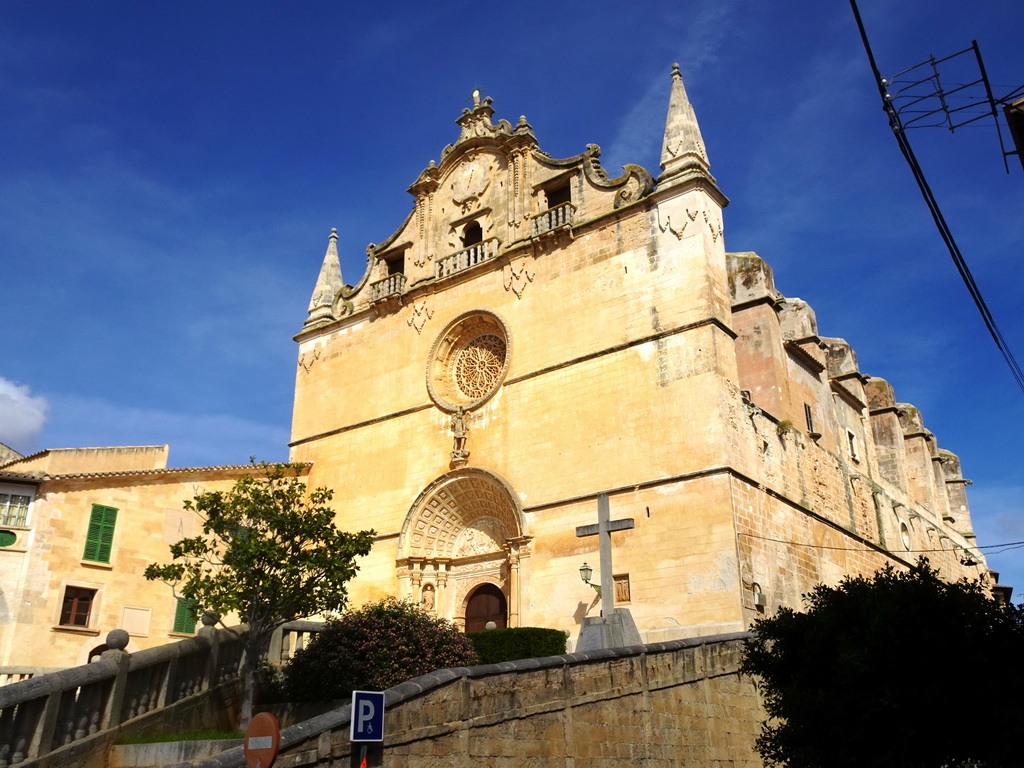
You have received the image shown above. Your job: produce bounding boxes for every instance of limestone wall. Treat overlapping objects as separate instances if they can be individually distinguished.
[1,467,256,670]
[183,633,763,768]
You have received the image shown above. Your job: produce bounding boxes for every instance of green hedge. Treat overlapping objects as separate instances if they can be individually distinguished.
[467,627,567,665]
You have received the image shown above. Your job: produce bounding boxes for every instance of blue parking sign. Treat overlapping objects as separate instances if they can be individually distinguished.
[350,690,385,743]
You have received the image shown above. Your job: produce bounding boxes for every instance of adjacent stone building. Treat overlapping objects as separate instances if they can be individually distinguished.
[0,447,261,674]
[289,66,994,645]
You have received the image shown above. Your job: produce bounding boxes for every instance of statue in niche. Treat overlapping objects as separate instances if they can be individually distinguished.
[421,583,436,612]
[450,407,470,464]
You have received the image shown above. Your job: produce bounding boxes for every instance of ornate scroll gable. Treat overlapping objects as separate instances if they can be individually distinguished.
[532,144,654,209]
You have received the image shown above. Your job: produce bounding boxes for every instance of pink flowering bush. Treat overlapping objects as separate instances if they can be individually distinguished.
[284,598,478,701]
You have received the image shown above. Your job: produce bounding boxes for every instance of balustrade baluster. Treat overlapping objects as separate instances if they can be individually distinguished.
[281,630,292,662]
[0,704,15,767]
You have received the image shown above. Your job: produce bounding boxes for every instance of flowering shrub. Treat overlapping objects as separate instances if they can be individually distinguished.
[284,598,478,701]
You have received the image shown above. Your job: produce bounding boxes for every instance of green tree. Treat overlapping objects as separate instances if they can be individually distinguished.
[742,560,1024,768]
[145,462,374,727]
[284,598,478,701]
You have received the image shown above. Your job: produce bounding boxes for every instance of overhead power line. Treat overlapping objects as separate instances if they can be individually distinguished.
[849,1,1024,395]
[739,531,1024,557]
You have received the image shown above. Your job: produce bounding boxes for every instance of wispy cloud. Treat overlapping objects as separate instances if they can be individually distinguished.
[965,483,1024,592]
[604,0,740,173]
[0,377,49,453]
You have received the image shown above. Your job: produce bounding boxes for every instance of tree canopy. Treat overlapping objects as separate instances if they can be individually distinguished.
[145,461,374,726]
[742,560,1024,768]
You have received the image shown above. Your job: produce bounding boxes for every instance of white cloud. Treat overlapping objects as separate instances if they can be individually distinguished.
[965,484,1024,596]
[0,377,49,452]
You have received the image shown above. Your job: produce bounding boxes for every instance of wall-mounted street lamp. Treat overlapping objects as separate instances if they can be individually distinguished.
[579,562,601,597]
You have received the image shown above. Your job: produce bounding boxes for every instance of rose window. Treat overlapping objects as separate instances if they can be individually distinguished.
[427,311,510,410]
[454,335,506,399]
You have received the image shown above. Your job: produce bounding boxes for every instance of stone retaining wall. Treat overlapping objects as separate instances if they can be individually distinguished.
[185,632,763,768]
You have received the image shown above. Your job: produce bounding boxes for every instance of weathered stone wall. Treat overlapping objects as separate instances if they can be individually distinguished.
[184,634,763,768]
[1,467,257,670]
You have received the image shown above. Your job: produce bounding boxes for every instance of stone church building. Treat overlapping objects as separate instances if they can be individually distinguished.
[0,66,1001,675]
[289,65,993,645]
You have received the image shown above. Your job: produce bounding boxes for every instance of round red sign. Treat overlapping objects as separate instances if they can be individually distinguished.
[244,711,280,768]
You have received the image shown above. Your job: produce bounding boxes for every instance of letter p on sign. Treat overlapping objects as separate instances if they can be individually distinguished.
[350,690,385,743]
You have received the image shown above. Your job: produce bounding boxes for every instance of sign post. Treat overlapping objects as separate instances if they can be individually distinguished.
[350,690,385,768]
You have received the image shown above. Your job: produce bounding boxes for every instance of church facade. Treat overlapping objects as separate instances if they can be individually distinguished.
[289,66,995,645]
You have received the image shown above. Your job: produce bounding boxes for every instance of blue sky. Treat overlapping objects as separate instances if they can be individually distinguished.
[2,1,1022,588]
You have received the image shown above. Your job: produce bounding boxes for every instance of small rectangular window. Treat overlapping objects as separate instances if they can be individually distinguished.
[546,183,571,209]
[0,491,32,527]
[847,429,860,462]
[384,253,404,276]
[60,587,96,627]
[804,403,815,434]
[173,598,199,635]
[83,504,118,563]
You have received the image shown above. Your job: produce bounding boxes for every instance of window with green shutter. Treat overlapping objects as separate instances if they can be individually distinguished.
[173,598,199,634]
[83,504,118,563]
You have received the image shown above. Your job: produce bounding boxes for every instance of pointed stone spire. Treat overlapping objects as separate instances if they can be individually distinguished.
[305,228,343,327]
[659,63,711,182]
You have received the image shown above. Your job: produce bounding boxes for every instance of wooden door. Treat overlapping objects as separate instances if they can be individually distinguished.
[464,584,507,632]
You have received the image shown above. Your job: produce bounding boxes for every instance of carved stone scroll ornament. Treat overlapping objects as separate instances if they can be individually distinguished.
[502,261,535,299]
[703,210,723,242]
[298,348,321,374]
[407,299,434,334]
[656,208,687,241]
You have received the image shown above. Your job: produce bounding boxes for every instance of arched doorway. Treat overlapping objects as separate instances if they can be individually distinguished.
[397,468,531,629]
[465,584,507,632]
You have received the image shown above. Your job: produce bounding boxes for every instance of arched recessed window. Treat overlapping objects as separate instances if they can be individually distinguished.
[461,221,483,248]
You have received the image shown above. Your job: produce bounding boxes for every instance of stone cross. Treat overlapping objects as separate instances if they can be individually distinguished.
[575,494,634,616]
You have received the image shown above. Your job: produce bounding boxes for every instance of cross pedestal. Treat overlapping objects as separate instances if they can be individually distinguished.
[574,494,642,651]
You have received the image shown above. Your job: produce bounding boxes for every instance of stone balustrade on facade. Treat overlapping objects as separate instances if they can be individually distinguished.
[530,202,575,237]
[434,237,502,280]
[367,273,407,303]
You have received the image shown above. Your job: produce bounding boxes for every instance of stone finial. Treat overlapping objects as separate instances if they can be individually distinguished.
[659,63,711,181]
[305,228,344,327]
[106,628,130,651]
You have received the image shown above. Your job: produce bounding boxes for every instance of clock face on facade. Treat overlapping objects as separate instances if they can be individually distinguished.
[427,311,510,411]
[450,156,492,208]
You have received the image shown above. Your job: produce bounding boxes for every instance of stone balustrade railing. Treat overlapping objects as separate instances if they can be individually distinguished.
[367,273,407,302]
[0,621,243,767]
[435,238,501,280]
[268,621,325,664]
[531,202,575,236]
[0,671,40,688]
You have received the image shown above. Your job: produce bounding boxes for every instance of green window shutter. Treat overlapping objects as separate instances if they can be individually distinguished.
[173,598,199,634]
[83,504,118,562]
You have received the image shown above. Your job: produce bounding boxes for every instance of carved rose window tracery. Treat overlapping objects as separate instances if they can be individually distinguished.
[427,311,510,411]
[454,334,506,399]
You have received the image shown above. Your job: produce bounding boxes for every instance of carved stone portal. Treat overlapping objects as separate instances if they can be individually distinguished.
[397,468,531,628]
